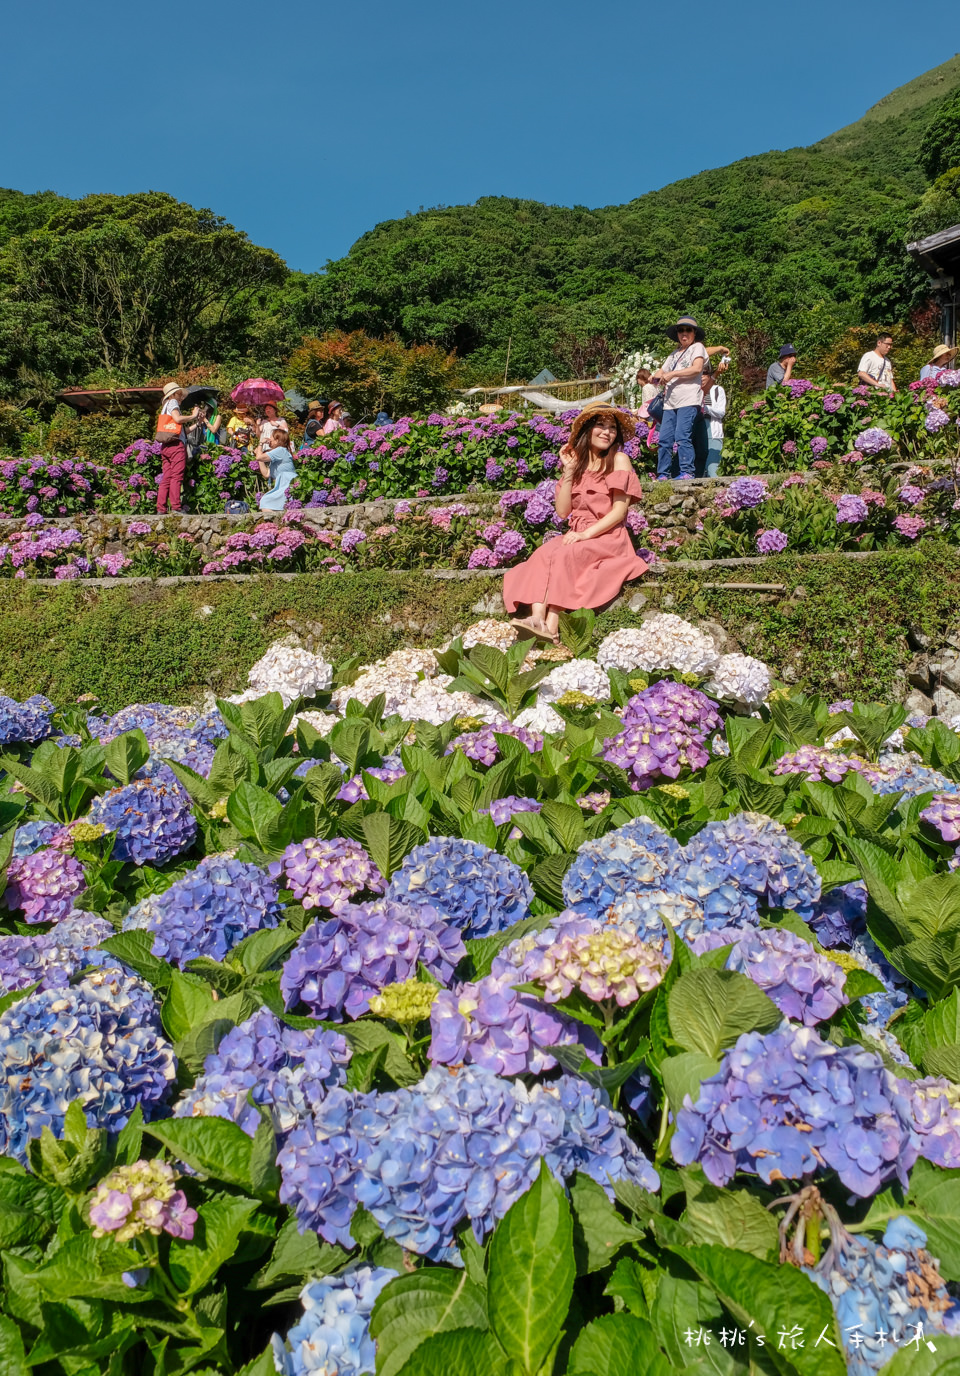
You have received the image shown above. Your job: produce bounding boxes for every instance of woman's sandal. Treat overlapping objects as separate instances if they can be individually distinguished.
[511,615,553,642]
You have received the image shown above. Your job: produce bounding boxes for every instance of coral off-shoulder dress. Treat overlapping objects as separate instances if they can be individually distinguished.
[502,464,648,614]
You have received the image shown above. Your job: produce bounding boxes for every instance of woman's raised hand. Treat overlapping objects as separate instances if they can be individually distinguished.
[559,443,577,475]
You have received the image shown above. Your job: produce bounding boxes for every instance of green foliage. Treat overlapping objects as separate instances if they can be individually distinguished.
[285,330,461,421]
[920,88,960,182]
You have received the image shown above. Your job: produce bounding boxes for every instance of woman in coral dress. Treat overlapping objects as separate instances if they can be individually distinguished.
[503,406,648,643]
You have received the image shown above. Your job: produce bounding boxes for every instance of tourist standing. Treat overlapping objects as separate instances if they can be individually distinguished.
[766,345,797,389]
[303,400,327,447]
[259,402,286,447]
[920,344,957,380]
[857,334,896,393]
[650,316,708,480]
[257,422,298,511]
[503,406,647,642]
[155,382,199,514]
[323,401,345,434]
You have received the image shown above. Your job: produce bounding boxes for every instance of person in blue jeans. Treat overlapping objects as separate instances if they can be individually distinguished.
[650,316,708,479]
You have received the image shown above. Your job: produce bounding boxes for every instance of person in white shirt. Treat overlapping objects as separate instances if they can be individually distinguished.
[701,364,726,477]
[650,316,708,479]
[857,334,895,393]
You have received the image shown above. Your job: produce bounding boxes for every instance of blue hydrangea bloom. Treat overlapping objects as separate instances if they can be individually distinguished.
[725,927,849,1025]
[562,817,679,918]
[281,899,465,1020]
[278,1066,658,1260]
[12,821,68,859]
[175,1008,350,1139]
[849,934,920,1029]
[88,777,197,866]
[271,1266,398,1376]
[810,881,868,948]
[870,756,959,800]
[672,1024,917,1196]
[386,837,533,937]
[123,854,281,967]
[0,694,55,747]
[0,912,114,994]
[0,966,176,1161]
[684,812,821,920]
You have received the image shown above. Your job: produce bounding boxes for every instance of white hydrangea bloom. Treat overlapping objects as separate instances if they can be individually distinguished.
[596,616,719,677]
[537,658,612,703]
[381,647,440,678]
[397,675,500,725]
[290,710,338,736]
[825,726,857,749]
[244,642,334,703]
[330,668,418,716]
[705,653,771,708]
[439,619,518,653]
[515,700,566,734]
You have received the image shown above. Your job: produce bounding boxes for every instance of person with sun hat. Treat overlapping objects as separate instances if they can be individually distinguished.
[502,405,647,644]
[649,316,709,480]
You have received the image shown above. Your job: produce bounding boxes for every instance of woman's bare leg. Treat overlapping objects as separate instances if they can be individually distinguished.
[543,606,561,640]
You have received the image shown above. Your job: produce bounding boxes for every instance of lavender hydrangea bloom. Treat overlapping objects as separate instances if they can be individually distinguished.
[672,1024,917,1195]
[281,899,465,1020]
[810,882,868,947]
[823,393,844,413]
[774,746,878,785]
[446,721,542,767]
[899,1078,960,1169]
[725,477,769,510]
[271,1266,398,1376]
[123,854,281,966]
[756,528,788,554]
[0,912,113,994]
[726,928,849,1024]
[429,971,595,1076]
[479,795,542,827]
[493,531,526,562]
[268,837,384,913]
[562,817,679,917]
[2,848,86,923]
[603,682,720,791]
[0,967,176,1162]
[175,1008,350,1139]
[386,837,533,937]
[0,694,54,747]
[920,793,960,841]
[855,427,893,455]
[12,820,68,858]
[685,812,821,920]
[925,408,950,433]
[88,1159,197,1241]
[810,436,829,456]
[278,1067,658,1259]
[836,494,869,524]
[88,776,197,866]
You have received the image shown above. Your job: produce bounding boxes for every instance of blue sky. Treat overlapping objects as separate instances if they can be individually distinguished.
[3,1,957,271]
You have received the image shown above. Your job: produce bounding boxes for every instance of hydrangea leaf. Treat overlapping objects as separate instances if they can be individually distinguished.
[370,1269,490,1376]
[328,719,374,774]
[679,1170,778,1261]
[236,1348,277,1376]
[880,1334,960,1376]
[530,854,575,909]
[160,970,220,1043]
[167,1196,272,1297]
[604,1257,654,1318]
[250,1217,348,1292]
[567,1313,672,1376]
[392,1326,506,1376]
[667,1244,845,1376]
[103,730,150,788]
[667,969,781,1058]
[226,782,285,853]
[895,873,960,941]
[568,1173,645,1275]
[361,813,425,882]
[342,1019,420,1087]
[20,1233,147,1305]
[144,1117,257,1193]
[890,932,960,1003]
[487,1165,575,1375]
[649,1271,732,1372]
[660,1052,722,1114]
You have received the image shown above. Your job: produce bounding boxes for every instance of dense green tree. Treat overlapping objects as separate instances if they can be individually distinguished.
[920,89,960,182]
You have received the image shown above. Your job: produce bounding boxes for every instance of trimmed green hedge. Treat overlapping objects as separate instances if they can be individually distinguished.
[2,547,959,710]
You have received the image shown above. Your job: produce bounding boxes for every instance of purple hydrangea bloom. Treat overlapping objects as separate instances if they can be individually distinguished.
[88,777,197,866]
[898,484,926,506]
[88,1159,197,1241]
[523,494,554,525]
[672,1024,918,1195]
[2,848,86,923]
[774,746,878,785]
[810,436,829,456]
[602,681,720,790]
[810,882,868,948]
[386,837,533,937]
[920,794,960,842]
[725,477,769,510]
[281,898,465,1020]
[899,1078,960,1169]
[0,694,55,747]
[855,427,893,456]
[123,854,281,966]
[492,531,526,562]
[0,912,114,994]
[756,528,788,554]
[823,393,844,413]
[278,1067,658,1259]
[725,927,849,1024]
[341,528,366,555]
[268,837,384,913]
[836,494,869,524]
[0,967,176,1162]
[175,1008,351,1139]
[925,408,950,433]
[894,514,926,539]
[479,795,542,827]
[447,721,542,767]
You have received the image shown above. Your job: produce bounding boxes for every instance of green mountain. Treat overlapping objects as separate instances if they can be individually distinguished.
[2,57,960,397]
[304,56,960,380]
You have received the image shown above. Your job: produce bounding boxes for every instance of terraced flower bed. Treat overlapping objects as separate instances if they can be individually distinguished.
[4,610,960,1373]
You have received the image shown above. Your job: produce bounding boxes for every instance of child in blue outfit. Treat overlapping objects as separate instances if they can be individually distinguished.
[257,421,297,511]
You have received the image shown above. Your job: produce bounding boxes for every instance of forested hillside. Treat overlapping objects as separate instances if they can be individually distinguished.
[3,56,960,398]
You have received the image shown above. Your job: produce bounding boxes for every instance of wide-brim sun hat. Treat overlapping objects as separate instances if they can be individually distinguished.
[161,381,184,400]
[665,315,706,343]
[569,405,637,446]
[930,344,958,364]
